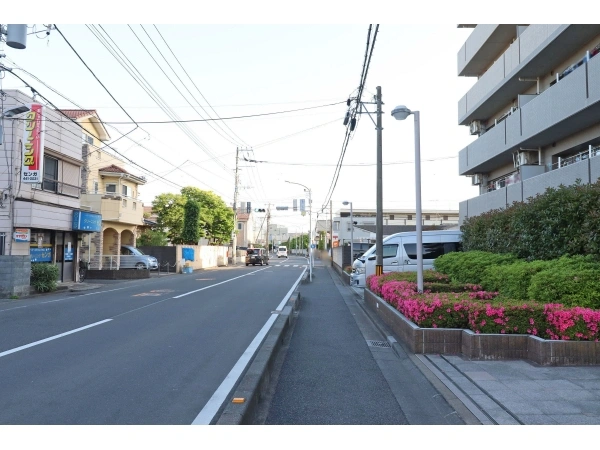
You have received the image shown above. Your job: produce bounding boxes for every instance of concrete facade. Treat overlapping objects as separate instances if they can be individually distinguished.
[0,89,84,282]
[457,25,600,223]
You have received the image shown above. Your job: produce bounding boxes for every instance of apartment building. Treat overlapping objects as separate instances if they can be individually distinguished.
[0,89,92,286]
[457,24,600,223]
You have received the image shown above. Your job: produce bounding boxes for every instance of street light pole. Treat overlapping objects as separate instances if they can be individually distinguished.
[285,180,312,281]
[391,105,423,293]
[343,201,353,270]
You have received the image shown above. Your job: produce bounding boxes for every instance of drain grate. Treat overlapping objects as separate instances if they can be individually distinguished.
[366,340,391,348]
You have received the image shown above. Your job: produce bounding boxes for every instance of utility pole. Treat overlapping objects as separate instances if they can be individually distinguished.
[330,200,333,263]
[232,147,240,264]
[266,205,271,252]
[375,86,383,276]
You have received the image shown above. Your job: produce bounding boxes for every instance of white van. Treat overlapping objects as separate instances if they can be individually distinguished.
[277,246,288,258]
[350,232,409,287]
[362,230,462,283]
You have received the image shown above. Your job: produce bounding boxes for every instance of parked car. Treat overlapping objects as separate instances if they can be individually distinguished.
[120,245,159,270]
[246,248,269,266]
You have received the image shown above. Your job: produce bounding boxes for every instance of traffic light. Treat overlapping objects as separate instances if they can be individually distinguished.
[254,208,266,213]
[246,202,251,213]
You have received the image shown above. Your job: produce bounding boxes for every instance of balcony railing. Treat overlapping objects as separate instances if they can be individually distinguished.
[547,145,600,171]
[486,171,520,192]
[33,178,81,198]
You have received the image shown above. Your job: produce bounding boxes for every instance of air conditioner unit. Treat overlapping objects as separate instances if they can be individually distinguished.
[469,120,483,136]
[471,174,482,185]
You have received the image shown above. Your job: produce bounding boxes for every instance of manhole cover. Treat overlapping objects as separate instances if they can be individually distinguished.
[366,340,391,348]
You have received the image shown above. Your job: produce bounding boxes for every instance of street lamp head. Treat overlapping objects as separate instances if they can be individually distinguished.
[391,105,411,121]
[342,201,351,206]
[3,105,30,118]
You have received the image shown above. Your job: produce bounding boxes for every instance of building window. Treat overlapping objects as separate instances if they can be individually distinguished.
[93,180,99,194]
[42,155,59,192]
[106,184,117,194]
[425,214,431,221]
[0,233,5,255]
[443,215,448,221]
[333,221,340,231]
[122,185,129,197]
[122,199,127,208]
[407,215,412,221]
[238,222,242,230]
[389,215,394,220]
[133,202,137,210]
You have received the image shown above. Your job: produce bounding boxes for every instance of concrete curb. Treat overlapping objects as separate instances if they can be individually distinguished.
[215,288,302,425]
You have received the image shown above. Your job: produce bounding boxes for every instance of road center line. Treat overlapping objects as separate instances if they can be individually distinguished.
[173,268,268,299]
[191,267,307,425]
[0,319,113,359]
[41,287,130,304]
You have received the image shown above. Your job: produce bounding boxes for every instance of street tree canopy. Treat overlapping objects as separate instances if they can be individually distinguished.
[152,187,233,245]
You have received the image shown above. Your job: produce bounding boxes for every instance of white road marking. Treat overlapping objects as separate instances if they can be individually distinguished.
[41,287,130,304]
[192,267,307,425]
[173,268,268,299]
[0,319,113,359]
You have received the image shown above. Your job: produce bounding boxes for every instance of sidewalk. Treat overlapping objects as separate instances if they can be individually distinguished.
[264,263,471,425]
[343,267,600,425]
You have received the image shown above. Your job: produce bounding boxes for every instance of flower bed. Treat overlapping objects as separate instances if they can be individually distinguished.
[367,272,600,342]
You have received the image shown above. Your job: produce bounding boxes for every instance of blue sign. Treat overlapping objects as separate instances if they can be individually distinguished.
[182,247,195,261]
[310,244,316,249]
[31,247,52,262]
[64,248,74,262]
[72,210,102,232]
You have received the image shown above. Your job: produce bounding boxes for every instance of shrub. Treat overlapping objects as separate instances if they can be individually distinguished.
[481,260,552,300]
[30,263,59,293]
[433,251,517,284]
[468,301,548,336]
[528,267,600,309]
[460,181,600,260]
[544,304,600,341]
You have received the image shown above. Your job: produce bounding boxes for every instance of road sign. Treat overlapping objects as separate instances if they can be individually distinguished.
[310,244,316,249]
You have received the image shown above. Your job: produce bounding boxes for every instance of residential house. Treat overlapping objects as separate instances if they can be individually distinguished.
[457,24,600,223]
[59,109,147,270]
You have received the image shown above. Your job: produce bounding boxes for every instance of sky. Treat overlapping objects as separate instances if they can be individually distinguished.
[0,6,491,235]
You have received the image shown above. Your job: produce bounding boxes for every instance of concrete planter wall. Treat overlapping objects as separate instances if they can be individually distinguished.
[364,289,600,366]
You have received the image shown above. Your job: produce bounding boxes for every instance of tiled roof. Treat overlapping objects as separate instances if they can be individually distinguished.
[58,109,98,119]
[98,164,130,174]
[237,213,250,221]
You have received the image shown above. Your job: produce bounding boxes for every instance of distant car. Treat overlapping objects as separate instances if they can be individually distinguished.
[120,245,158,270]
[277,246,288,258]
[246,248,269,266]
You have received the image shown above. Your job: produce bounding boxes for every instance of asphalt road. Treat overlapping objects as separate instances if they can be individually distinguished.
[0,257,307,424]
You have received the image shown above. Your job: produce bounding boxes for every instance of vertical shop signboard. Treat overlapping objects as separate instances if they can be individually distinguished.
[21,103,45,184]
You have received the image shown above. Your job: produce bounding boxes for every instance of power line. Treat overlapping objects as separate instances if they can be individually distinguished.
[94,24,232,176]
[94,101,346,124]
[152,24,250,148]
[319,24,379,213]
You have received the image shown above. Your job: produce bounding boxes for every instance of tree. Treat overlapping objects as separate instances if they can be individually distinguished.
[151,187,234,245]
[181,200,201,244]
[152,193,186,244]
[137,229,169,246]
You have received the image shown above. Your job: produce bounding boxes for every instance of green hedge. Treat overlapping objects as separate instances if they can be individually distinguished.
[433,251,517,285]
[481,260,552,300]
[460,181,600,260]
[30,263,59,293]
